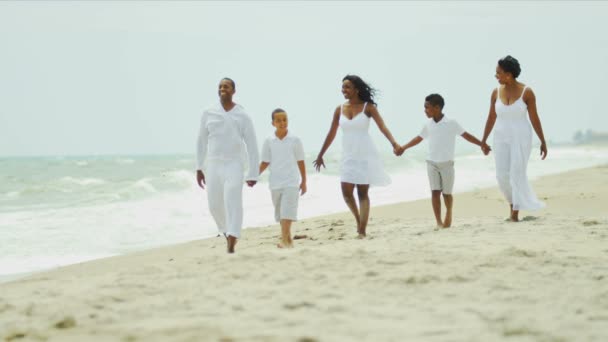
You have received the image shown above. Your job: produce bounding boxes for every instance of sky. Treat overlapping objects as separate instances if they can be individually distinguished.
[1,1,607,157]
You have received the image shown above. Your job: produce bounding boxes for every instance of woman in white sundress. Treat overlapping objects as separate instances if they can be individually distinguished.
[481,56,547,222]
[314,75,399,238]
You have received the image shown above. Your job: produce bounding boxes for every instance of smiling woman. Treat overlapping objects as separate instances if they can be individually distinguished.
[313,75,399,238]
[481,56,548,222]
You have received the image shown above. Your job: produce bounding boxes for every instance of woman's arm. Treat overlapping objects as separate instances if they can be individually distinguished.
[313,106,341,171]
[367,104,399,151]
[481,89,498,145]
[524,87,548,160]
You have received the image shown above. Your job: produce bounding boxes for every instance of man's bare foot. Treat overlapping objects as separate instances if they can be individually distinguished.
[227,235,237,253]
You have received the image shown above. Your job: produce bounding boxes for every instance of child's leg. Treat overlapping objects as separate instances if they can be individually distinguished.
[441,161,455,228]
[442,194,453,228]
[341,182,361,233]
[277,187,299,248]
[431,191,443,227]
[356,184,370,237]
[278,219,293,248]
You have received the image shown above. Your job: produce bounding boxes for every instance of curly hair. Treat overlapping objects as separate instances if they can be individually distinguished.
[342,75,377,106]
[498,55,521,79]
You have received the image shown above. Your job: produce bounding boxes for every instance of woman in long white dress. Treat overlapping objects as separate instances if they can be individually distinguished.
[314,75,399,238]
[481,56,548,221]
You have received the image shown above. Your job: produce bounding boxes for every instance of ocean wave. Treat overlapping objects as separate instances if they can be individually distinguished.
[60,176,106,186]
[130,178,158,193]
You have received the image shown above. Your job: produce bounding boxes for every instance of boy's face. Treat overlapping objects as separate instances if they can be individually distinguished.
[272,112,288,130]
[424,101,441,118]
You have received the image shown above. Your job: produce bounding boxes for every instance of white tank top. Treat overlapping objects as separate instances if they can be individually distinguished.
[495,86,528,119]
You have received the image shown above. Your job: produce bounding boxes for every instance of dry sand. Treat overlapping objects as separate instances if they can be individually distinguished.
[1,166,607,342]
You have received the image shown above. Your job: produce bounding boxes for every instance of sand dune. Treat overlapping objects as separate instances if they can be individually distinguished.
[1,166,607,341]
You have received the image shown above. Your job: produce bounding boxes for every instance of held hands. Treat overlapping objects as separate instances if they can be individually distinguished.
[540,142,548,160]
[313,156,325,172]
[246,180,257,187]
[196,170,206,189]
[394,145,405,157]
[481,142,492,156]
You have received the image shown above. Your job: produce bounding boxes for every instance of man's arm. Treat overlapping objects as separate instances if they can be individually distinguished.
[196,111,209,189]
[242,114,260,185]
[259,162,270,175]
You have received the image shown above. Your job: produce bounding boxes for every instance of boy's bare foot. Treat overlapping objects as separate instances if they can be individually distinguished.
[293,234,307,240]
[227,235,237,253]
[443,213,452,228]
[356,233,367,239]
[277,241,294,249]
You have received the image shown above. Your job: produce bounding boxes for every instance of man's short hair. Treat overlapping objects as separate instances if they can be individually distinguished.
[221,77,236,90]
[425,94,445,109]
[271,108,286,120]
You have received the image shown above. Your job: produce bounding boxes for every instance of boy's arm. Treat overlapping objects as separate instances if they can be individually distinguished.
[297,160,307,195]
[259,162,270,175]
[397,136,423,155]
[461,132,491,155]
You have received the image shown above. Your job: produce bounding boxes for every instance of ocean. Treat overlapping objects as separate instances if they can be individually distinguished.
[1,144,607,281]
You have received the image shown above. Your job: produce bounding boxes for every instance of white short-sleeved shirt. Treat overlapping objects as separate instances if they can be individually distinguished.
[261,132,305,190]
[419,116,465,162]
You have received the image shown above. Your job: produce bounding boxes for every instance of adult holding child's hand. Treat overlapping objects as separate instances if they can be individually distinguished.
[315,75,397,238]
[481,55,547,222]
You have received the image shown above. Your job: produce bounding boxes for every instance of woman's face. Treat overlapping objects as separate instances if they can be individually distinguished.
[495,65,510,84]
[341,80,358,99]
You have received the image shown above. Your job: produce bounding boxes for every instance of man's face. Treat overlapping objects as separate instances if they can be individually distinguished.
[424,101,441,118]
[218,79,235,100]
[272,112,288,130]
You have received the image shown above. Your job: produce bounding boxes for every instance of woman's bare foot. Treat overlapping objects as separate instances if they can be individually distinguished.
[356,233,367,239]
[510,210,519,222]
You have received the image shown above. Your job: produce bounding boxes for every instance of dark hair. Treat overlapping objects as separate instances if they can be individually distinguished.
[271,108,286,120]
[498,55,521,78]
[221,77,236,90]
[342,75,377,106]
[425,94,445,109]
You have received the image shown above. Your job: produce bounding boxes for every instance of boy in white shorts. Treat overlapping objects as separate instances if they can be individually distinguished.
[396,94,490,228]
[259,108,307,248]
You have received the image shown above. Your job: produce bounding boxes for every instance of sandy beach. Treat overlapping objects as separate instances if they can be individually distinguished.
[1,165,607,342]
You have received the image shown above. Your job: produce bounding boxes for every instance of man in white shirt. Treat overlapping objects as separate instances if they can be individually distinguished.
[395,94,490,228]
[196,78,260,253]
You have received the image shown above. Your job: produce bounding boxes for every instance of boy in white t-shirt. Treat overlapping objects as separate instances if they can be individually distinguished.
[396,94,491,228]
[259,108,307,248]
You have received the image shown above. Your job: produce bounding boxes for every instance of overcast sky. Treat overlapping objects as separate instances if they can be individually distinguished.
[1,1,606,157]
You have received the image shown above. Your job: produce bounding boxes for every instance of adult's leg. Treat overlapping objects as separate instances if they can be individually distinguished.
[356,184,370,237]
[206,163,227,235]
[341,182,360,234]
[224,161,244,253]
[494,141,514,220]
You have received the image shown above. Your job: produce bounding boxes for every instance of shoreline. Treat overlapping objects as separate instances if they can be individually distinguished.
[1,163,606,284]
[1,165,607,341]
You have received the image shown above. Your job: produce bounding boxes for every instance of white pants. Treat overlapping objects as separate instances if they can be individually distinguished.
[206,160,244,238]
[493,140,544,211]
